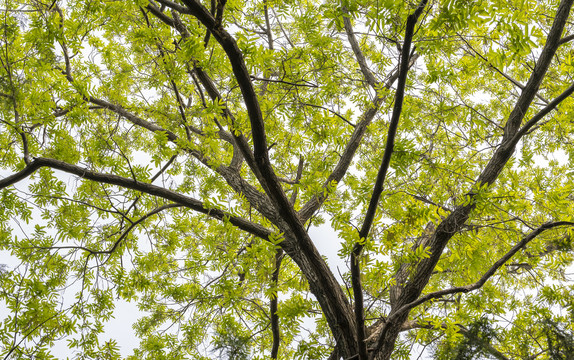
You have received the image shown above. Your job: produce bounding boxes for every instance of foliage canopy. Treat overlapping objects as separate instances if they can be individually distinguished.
[1,0,574,359]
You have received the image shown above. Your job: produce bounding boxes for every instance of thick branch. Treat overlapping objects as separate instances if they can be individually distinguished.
[0,161,43,189]
[153,0,190,14]
[155,10,259,176]
[145,2,175,26]
[373,1,573,358]
[0,157,273,240]
[343,11,378,89]
[350,2,428,359]
[270,249,283,359]
[502,0,572,138]
[182,1,298,235]
[178,3,360,356]
[179,0,272,180]
[357,0,427,248]
[178,2,303,239]
[558,33,574,45]
[126,9,289,235]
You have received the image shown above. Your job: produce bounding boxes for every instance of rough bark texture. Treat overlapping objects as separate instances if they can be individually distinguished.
[2,1,573,359]
[370,1,573,358]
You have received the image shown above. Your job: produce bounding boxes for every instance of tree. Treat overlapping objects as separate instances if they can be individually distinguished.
[1,0,574,358]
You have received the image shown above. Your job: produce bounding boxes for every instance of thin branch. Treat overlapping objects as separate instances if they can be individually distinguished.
[2,309,64,360]
[250,75,318,88]
[33,204,181,257]
[387,221,574,323]
[396,320,510,360]
[31,194,124,216]
[558,33,574,45]
[458,35,549,104]
[0,21,28,164]
[104,204,181,260]
[203,0,216,46]
[406,192,451,213]
[140,6,192,140]
[151,154,178,182]
[299,102,355,127]
[513,82,574,141]
[290,156,304,205]
[271,7,294,48]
